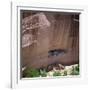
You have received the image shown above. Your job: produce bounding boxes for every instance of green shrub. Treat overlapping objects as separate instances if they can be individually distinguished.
[71,65,79,75]
[63,70,67,76]
[53,72,61,76]
[39,69,47,77]
[75,64,79,72]
[23,68,40,77]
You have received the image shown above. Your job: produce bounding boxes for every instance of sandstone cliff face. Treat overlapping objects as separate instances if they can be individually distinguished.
[21,11,79,69]
[22,13,51,48]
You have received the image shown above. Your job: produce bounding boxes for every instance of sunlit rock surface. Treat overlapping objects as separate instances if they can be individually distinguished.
[22,13,51,48]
